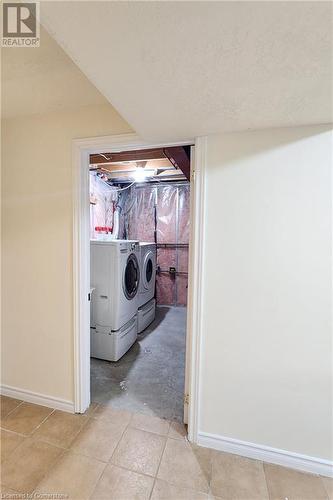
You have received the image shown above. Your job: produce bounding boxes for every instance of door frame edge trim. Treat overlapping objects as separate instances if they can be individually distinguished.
[72,133,206,445]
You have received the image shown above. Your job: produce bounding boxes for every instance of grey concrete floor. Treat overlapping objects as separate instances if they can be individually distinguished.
[90,306,186,422]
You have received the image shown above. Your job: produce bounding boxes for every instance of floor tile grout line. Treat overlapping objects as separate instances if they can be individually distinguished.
[26,410,91,450]
[207,447,214,496]
[0,426,27,438]
[31,446,71,497]
[10,398,330,498]
[148,433,170,500]
[127,417,171,438]
[2,434,67,495]
[64,407,136,468]
[28,436,69,452]
[66,416,171,476]
[262,460,274,500]
[106,462,157,480]
[70,412,134,463]
[33,409,123,457]
[152,436,212,496]
[152,477,215,499]
[3,399,328,499]
[88,462,158,500]
[93,407,172,440]
[69,447,111,464]
[87,402,101,418]
[68,439,165,481]
[4,430,71,455]
[319,476,331,500]
[88,413,170,498]
[32,416,109,499]
[0,432,26,467]
[84,411,184,490]
[106,412,134,465]
[29,408,56,436]
[87,460,111,500]
[1,406,55,436]
[86,455,109,500]
[1,399,25,420]
[88,417,133,500]
[65,410,92,443]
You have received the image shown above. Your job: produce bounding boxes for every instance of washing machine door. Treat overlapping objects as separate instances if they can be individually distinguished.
[143,251,154,290]
[123,253,140,299]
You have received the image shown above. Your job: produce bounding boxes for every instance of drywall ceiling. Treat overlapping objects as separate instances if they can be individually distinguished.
[40,2,332,140]
[1,26,109,119]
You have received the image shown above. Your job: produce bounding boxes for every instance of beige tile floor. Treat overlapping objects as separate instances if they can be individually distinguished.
[0,395,331,499]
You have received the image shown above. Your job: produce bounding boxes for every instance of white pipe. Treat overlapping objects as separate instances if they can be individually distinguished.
[112,210,120,239]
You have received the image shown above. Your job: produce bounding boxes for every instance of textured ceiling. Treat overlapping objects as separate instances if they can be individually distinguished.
[2,26,108,119]
[42,2,332,139]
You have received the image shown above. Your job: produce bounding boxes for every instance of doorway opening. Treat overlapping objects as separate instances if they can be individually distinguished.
[88,145,192,423]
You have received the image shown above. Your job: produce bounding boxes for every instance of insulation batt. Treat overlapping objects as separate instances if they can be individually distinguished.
[90,173,190,306]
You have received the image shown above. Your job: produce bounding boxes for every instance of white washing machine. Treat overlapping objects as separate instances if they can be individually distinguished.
[91,315,138,362]
[90,240,140,361]
[138,242,156,308]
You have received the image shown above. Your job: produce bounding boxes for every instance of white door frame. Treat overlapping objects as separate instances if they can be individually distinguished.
[72,133,207,443]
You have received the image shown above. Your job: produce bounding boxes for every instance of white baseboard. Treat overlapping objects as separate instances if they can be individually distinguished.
[197,431,333,478]
[0,384,75,414]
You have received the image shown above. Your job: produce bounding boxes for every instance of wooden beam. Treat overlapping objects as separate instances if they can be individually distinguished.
[90,159,171,171]
[90,146,191,181]
[163,146,191,181]
[90,148,166,164]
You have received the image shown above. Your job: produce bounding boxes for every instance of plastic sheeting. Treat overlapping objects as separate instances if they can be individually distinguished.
[90,173,118,239]
[90,173,190,306]
[127,185,156,242]
[175,185,190,306]
[126,183,190,307]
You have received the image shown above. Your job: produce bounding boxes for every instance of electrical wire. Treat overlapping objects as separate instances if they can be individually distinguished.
[96,172,136,192]
[111,181,136,192]
[98,153,111,161]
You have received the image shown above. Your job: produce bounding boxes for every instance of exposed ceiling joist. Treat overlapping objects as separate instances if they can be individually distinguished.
[164,146,190,181]
[90,146,192,181]
[90,148,166,164]
[90,159,171,170]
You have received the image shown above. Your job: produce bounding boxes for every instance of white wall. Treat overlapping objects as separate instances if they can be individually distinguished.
[2,101,331,464]
[1,104,131,403]
[200,125,332,461]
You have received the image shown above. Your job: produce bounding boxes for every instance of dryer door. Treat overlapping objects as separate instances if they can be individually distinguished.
[123,253,140,300]
[143,251,154,290]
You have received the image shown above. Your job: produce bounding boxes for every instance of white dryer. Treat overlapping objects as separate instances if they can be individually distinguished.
[90,240,140,361]
[138,242,156,308]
